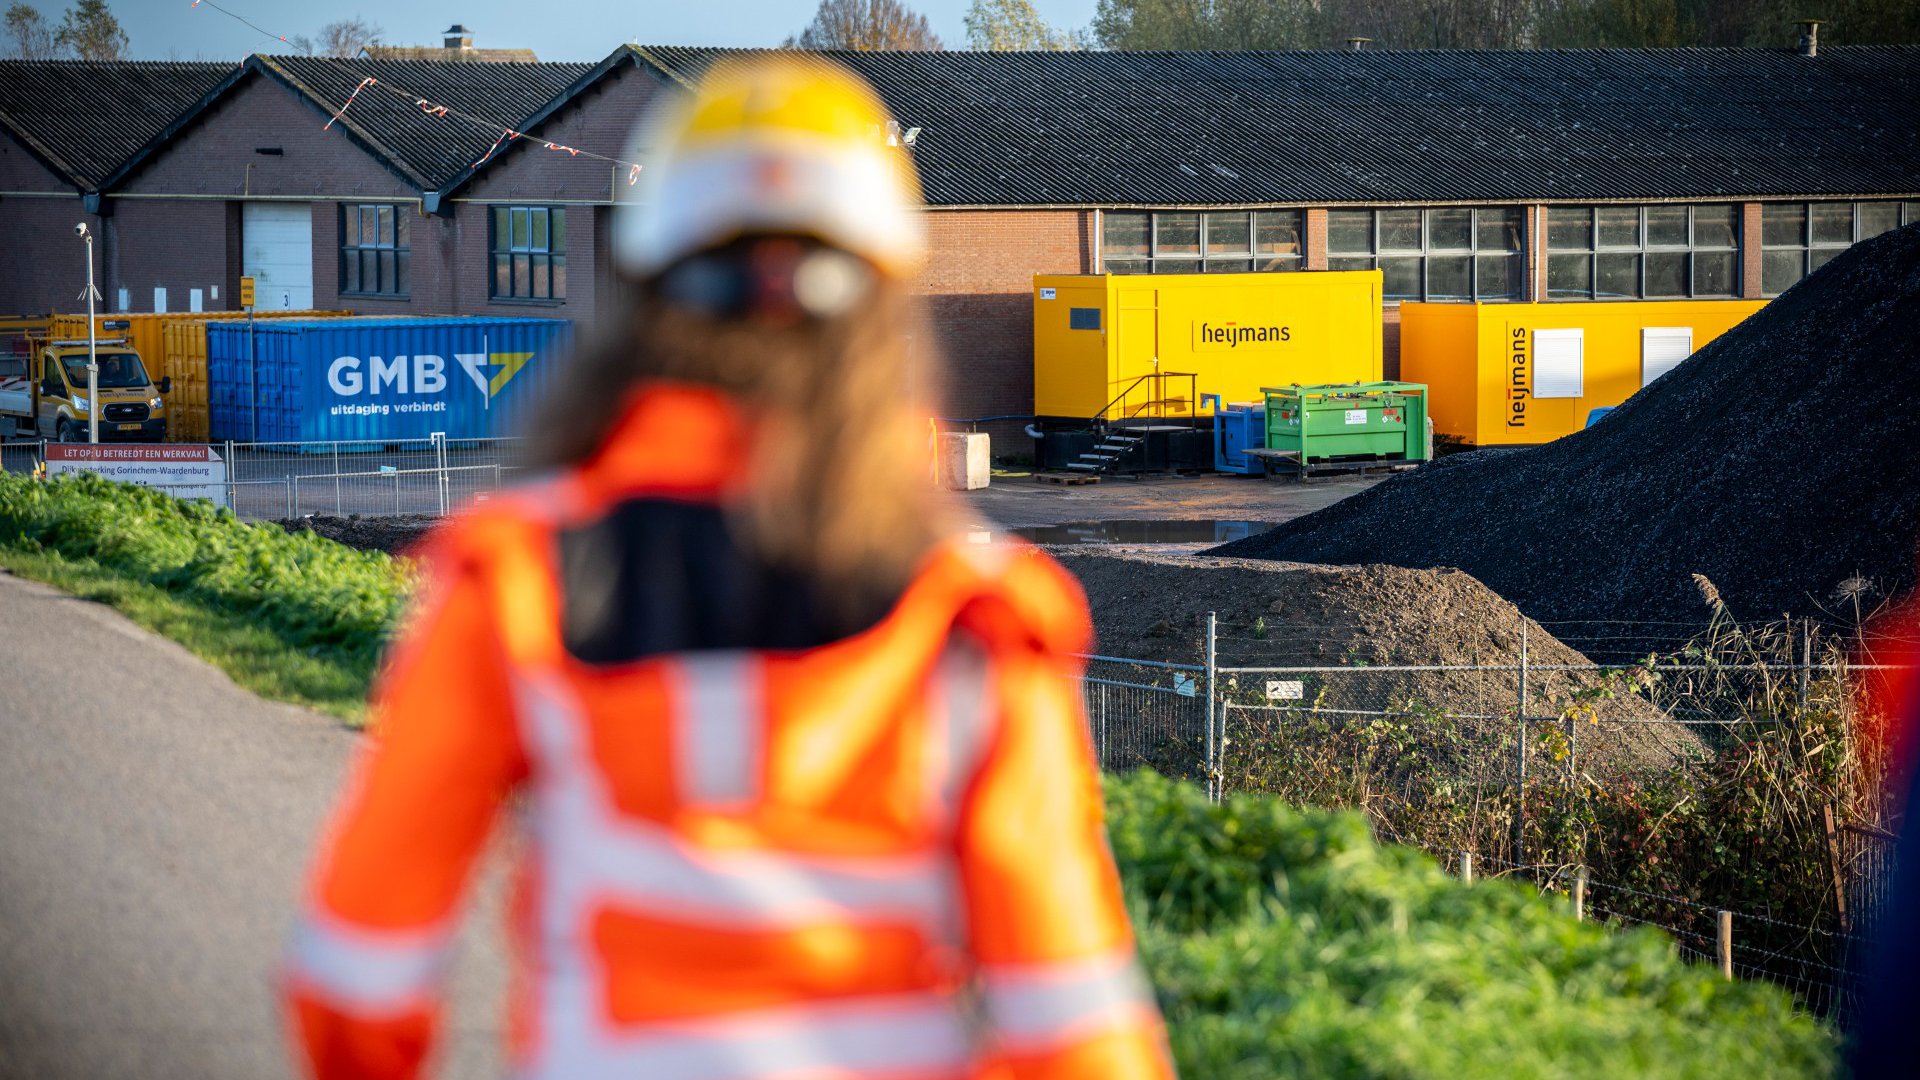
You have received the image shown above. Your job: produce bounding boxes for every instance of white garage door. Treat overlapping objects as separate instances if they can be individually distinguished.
[242,202,313,311]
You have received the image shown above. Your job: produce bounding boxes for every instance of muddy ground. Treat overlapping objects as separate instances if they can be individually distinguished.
[961,471,1381,530]
[278,514,436,556]
[1055,548,1703,775]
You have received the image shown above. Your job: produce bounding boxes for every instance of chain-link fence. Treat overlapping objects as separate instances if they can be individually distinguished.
[0,435,535,520]
[1079,611,1907,1025]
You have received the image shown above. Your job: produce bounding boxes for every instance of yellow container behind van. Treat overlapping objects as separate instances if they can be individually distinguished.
[1400,299,1766,446]
[1033,271,1384,420]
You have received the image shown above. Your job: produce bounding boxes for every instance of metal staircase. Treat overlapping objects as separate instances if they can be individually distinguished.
[1064,431,1145,474]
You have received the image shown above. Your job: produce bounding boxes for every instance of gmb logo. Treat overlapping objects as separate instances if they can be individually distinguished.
[326,351,535,408]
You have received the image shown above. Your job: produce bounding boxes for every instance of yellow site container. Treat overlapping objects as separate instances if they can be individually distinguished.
[1400,299,1767,446]
[1033,271,1384,420]
[46,311,348,442]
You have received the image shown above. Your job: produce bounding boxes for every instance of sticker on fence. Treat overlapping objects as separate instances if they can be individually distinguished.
[1174,673,1198,697]
[1266,679,1304,700]
[44,443,228,508]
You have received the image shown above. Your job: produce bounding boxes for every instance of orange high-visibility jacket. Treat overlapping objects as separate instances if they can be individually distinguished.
[284,383,1175,1080]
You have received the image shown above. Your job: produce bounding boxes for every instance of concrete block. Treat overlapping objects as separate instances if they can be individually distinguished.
[938,431,990,490]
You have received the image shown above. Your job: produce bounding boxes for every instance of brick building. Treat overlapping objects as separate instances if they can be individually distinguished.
[3,43,1917,437]
[0,61,234,316]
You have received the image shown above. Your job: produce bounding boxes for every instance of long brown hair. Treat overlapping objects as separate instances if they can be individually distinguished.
[532,279,955,614]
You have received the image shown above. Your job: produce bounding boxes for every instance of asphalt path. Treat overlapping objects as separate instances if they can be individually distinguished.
[0,570,508,1079]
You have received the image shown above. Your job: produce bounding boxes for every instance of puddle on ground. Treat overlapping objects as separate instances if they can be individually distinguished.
[972,519,1277,545]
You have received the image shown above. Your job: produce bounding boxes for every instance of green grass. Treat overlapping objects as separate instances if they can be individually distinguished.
[0,472,407,723]
[0,473,1839,1077]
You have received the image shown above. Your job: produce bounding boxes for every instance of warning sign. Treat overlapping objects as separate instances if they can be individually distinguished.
[1265,679,1304,701]
[44,443,228,508]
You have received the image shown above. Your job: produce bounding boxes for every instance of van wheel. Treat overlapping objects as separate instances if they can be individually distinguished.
[56,421,80,443]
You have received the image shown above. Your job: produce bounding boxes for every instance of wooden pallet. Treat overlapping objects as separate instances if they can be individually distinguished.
[1034,471,1101,486]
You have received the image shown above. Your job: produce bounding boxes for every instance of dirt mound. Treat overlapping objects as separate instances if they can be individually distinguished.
[1215,224,1920,648]
[1057,549,1702,775]
[278,514,435,557]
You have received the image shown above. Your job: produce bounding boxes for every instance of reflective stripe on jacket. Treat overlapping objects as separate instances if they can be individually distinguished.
[284,382,1175,1080]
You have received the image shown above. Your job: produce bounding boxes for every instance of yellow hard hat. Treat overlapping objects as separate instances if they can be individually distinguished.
[615,56,926,281]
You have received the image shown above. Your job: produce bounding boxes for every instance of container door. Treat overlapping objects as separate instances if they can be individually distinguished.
[242,202,314,311]
[1113,295,1158,420]
[1641,327,1692,388]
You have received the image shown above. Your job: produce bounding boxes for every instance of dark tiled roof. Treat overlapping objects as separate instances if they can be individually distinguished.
[0,60,235,190]
[253,55,593,190]
[630,45,1920,206]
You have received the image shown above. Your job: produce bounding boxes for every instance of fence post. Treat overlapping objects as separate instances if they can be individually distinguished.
[1573,866,1588,921]
[433,432,449,516]
[333,444,342,515]
[1798,620,1813,712]
[1717,911,1733,980]
[1205,611,1218,803]
[1515,621,1529,864]
[1098,682,1108,768]
[1460,852,1474,885]
[282,476,292,520]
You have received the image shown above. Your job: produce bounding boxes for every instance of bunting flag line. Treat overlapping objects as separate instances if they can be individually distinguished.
[324,77,376,131]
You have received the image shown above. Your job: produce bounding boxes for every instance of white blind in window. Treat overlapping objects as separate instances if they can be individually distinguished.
[1533,328,1583,398]
[1641,327,1693,387]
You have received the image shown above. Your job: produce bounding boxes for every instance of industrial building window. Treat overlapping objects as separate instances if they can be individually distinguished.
[1102,210,1303,275]
[340,204,410,297]
[1546,205,1738,300]
[490,206,566,301]
[1760,201,1920,296]
[1325,207,1522,301]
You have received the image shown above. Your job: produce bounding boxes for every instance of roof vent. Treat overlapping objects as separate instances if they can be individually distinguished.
[1797,19,1821,57]
[443,24,474,51]
[1346,36,1373,51]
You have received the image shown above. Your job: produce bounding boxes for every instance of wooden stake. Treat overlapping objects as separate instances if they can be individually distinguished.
[1717,911,1733,980]
[1825,805,1850,934]
[1573,867,1588,921]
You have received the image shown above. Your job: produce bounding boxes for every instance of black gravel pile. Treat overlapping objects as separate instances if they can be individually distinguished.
[1215,223,1920,645]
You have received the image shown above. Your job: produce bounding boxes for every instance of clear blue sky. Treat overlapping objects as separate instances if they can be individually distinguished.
[36,1,1099,61]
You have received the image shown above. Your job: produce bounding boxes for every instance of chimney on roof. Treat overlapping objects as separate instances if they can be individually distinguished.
[444,24,474,51]
[1346,36,1373,51]
[1797,19,1821,57]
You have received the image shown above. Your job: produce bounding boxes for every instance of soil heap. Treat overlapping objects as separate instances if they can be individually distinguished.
[1057,549,1701,775]
[1215,224,1920,645]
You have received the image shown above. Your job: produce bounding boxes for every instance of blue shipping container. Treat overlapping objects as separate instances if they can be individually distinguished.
[207,316,572,444]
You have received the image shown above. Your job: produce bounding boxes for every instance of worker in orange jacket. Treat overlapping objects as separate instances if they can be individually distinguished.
[283,56,1175,1080]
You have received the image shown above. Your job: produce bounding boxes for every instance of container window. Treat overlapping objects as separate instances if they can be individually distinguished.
[1533,328,1583,398]
[1068,307,1101,330]
[1642,327,1692,388]
[339,203,410,297]
[490,206,567,301]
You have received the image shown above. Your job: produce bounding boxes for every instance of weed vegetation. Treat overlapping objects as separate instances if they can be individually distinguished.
[1111,770,1836,1078]
[0,473,406,719]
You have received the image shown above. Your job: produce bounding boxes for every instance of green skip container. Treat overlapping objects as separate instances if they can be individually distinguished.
[1262,381,1432,467]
